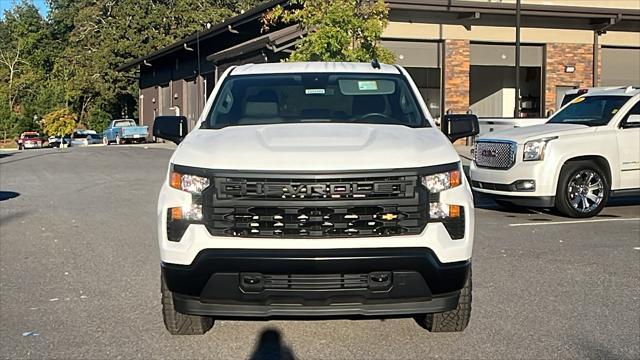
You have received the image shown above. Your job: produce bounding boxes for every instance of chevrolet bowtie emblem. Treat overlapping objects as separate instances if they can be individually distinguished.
[381,213,398,221]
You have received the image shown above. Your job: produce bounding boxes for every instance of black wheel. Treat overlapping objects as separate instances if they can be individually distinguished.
[414,267,472,332]
[161,273,213,335]
[555,161,609,218]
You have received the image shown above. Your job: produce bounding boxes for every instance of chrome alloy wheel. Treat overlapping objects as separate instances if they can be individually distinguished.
[567,170,604,213]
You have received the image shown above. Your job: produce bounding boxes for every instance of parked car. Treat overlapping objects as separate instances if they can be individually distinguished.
[47,135,71,148]
[471,86,640,218]
[17,132,43,150]
[153,62,479,335]
[102,119,148,145]
[70,130,102,147]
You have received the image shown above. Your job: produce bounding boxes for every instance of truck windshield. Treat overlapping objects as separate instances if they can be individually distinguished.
[204,73,428,129]
[548,95,630,126]
[114,120,136,127]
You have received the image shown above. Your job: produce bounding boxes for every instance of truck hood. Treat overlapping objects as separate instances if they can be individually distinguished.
[478,123,594,144]
[171,123,459,171]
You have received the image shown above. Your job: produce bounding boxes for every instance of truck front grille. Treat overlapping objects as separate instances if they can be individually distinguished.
[206,204,427,238]
[474,141,517,169]
[199,171,433,238]
[214,176,414,200]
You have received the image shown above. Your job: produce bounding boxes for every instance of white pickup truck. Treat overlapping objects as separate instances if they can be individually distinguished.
[151,62,480,335]
[470,87,640,218]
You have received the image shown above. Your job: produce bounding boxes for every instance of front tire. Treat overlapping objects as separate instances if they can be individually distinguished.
[103,136,109,145]
[161,274,214,335]
[555,161,609,218]
[414,267,472,332]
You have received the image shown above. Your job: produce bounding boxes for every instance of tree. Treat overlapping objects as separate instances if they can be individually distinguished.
[263,0,394,63]
[42,108,77,136]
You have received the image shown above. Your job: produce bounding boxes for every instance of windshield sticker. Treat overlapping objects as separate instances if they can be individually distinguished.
[572,97,586,104]
[305,88,326,95]
[358,81,378,91]
[612,108,619,114]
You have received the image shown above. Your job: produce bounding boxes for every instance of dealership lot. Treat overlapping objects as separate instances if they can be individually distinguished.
[0,146,638,359]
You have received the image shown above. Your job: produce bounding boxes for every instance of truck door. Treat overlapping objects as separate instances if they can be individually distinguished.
[616,100,640,190]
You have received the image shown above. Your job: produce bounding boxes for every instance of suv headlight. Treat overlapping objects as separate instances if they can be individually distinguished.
[421,169,461,193]
[170,171,210,194]
[523,137,557,161]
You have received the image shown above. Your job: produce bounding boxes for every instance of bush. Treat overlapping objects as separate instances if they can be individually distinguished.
[42,108,77,136]
[87,108,111,132]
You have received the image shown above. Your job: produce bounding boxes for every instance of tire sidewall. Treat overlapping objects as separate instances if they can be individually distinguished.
[556,161,609,218]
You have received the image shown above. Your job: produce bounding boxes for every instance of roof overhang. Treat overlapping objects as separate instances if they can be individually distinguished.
[115,0,287,72]
[116,0,639,72]
[206,24,304,64]
[387,0,640,32]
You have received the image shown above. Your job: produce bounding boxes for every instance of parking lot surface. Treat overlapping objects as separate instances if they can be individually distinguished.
[1,146,639,359]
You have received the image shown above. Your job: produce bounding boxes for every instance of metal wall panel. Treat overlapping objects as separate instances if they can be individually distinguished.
[601,47,640,86]
[381,40,440,68]
[471,43,543,67]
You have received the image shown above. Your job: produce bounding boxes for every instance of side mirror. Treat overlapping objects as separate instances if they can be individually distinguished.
[153,116,188,144]
[625,114,640,127]
[441,114,480,142]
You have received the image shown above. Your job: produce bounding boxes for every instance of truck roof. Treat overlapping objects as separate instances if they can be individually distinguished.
[581,86,640,97]
[230,62,401,76]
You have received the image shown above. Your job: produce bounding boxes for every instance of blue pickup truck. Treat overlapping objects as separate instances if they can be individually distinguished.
[102,119,148,145]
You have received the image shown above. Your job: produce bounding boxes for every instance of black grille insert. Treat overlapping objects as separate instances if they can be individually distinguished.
[207,205,426,238]
[215,176,415,200]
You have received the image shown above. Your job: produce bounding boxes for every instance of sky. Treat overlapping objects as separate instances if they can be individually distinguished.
[0,0,49,18]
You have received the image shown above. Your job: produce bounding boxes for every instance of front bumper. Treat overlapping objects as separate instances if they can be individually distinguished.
[163,247,470,317]
[469,159,558,199]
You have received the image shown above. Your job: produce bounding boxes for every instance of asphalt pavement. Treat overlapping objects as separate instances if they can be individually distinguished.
[1,146,639,359]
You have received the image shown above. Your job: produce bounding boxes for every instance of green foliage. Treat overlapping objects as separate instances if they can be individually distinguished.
[42,108,77,136]
[263,0,394,63]
[87,108,111,132]
[0,0,264,138]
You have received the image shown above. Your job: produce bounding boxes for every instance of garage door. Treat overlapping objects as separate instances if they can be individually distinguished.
[601,47,640,86]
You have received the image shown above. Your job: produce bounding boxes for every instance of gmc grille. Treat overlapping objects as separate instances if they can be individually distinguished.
[474,141,517,169]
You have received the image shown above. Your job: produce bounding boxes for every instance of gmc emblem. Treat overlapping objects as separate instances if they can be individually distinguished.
[480,149,497,157]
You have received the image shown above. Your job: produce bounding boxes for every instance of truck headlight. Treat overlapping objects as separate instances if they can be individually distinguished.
[421,169,461,193]
[170,171,210,194]
[523,137,557,161]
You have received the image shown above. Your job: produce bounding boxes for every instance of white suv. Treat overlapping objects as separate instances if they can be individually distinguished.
[153,62,478,335]
[471,87,640,218]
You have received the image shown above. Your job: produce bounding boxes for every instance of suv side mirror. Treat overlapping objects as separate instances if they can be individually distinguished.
[624,114,640,128]
[441,114,480,142]
[153,116,188,144]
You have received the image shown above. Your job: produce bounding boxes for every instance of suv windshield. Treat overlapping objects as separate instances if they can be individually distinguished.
[23,134,39,139]
[549,95,630,126]
[204,73,428,129]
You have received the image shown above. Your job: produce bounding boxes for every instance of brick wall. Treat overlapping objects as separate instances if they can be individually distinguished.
[545,43,598,113]
[444,39,470,114]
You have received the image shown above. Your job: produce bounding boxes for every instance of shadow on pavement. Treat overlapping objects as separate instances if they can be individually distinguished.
[249,328,296,360]
[607,195,640,207]
[0,191,20,201]
[0,150,67,165]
